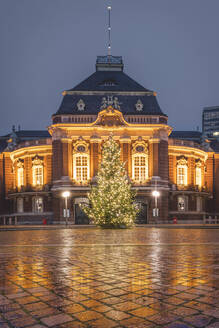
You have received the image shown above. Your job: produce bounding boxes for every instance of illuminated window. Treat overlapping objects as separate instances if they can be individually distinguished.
[133,154,148,182]
[177,165,187,185]
[195,166,202,188]
[178,196,187,211]
[196,197,202,212]
[32,197,43,213]
[33,165,43,186]
[17,167,24,188]
[74,155,89,182]
[17,198,23,213]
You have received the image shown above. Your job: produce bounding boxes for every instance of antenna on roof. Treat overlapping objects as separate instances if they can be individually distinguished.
[107,4,112,61]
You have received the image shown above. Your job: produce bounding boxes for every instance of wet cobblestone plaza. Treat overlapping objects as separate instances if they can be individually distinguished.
[0,227,219,328]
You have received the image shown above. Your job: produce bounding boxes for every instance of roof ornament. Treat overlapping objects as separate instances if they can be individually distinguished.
[77,99,85,111]
[107,4,112,61]
[135,99,144,111]
[100,96,121,110]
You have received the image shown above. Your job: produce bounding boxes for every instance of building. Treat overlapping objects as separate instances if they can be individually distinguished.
[1,55,219,225]
[203,106,219,138]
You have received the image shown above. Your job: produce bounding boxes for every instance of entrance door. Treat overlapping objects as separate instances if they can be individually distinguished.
[135,202,148,224]
[75,204,90,225]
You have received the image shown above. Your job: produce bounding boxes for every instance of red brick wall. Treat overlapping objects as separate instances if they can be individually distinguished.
[158,140,169,180]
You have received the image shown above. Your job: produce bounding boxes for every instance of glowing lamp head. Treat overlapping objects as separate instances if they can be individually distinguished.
[62,191,70,198]
[152,190,160,197]
[108,6,111,10]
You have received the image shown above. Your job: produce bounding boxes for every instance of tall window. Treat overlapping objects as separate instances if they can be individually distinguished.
[176,157,188,186]
[74,155,89,182]
[196,197,202,212]
[33,165,43,186]
[32,197,43,213]
[73,142,90,184]
[133,155,148,182]
[177,165,187,185]
[17,198,23,213]
[17,167,24,188]
[195,166,202,188]
[132,142,148,183]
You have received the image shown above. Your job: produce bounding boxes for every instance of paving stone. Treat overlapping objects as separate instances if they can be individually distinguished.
[10,316,37,327]
[73,310,103,322]
[62,303,86,314]
[207,323,219,328]
[129,307,158,318]
[204,309,219,318]
[165,322,193,328]
[0,229,219,328]
[183,314,212,327]
[89,317,118,327]
[105,309,131,320]
[41,313,74,326]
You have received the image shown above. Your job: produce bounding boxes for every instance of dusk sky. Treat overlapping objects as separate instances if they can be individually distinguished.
[1,0,219,136]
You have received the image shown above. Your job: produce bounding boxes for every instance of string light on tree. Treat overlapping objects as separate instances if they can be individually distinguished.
[81,136,138,228]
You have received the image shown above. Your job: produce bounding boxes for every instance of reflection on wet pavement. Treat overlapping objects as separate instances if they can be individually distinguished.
[0,228,219,327]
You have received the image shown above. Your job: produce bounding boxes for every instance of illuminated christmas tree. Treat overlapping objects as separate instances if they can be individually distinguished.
[82,136,137,228]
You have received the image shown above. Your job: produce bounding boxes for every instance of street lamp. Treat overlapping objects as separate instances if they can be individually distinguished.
[152,176,160,219]
[62,191,70,225]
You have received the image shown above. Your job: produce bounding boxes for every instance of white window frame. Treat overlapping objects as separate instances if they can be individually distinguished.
[73,154,89,183]
[17,198,24,213]
[17,167,24,188]
[177,164,187,186]
[32,197,43,213]
[195,166,202,188]
[32,165,44,186]
[132,154,148,182]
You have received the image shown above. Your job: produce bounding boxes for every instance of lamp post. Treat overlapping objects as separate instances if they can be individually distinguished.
[62,191,70,226]
[152,176,160,220]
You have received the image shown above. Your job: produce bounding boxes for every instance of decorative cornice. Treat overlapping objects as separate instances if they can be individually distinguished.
[92,106,128,127]
[177,156,188,166]
[132,140,148,154]
[73,139,89,154]
[32,155,44,167]
[17,159,24,168]
[63,91,154,96]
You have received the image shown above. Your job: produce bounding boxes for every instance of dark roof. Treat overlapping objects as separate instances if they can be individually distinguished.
[55,56,166,116]
[57,94,164,116]
[170,131,202,140]
[71,71,150,92]
[210,140,219,153]
[0,140,7,152]
[0,130,51,153]
[15,130,51,139]
[3,130,51,140]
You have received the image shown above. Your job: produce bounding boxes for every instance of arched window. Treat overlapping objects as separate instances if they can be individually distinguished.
[32,156,44,186]
[132,142,148,183]
[73,141,90,183]
[176,157,188,186]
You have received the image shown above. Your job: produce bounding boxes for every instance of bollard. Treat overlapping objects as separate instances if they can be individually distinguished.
[3,217,6,225]
[15,216,17,225]
[9,217,12,225]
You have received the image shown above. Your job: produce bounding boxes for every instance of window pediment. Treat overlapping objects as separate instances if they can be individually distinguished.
[32,155,44,167]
